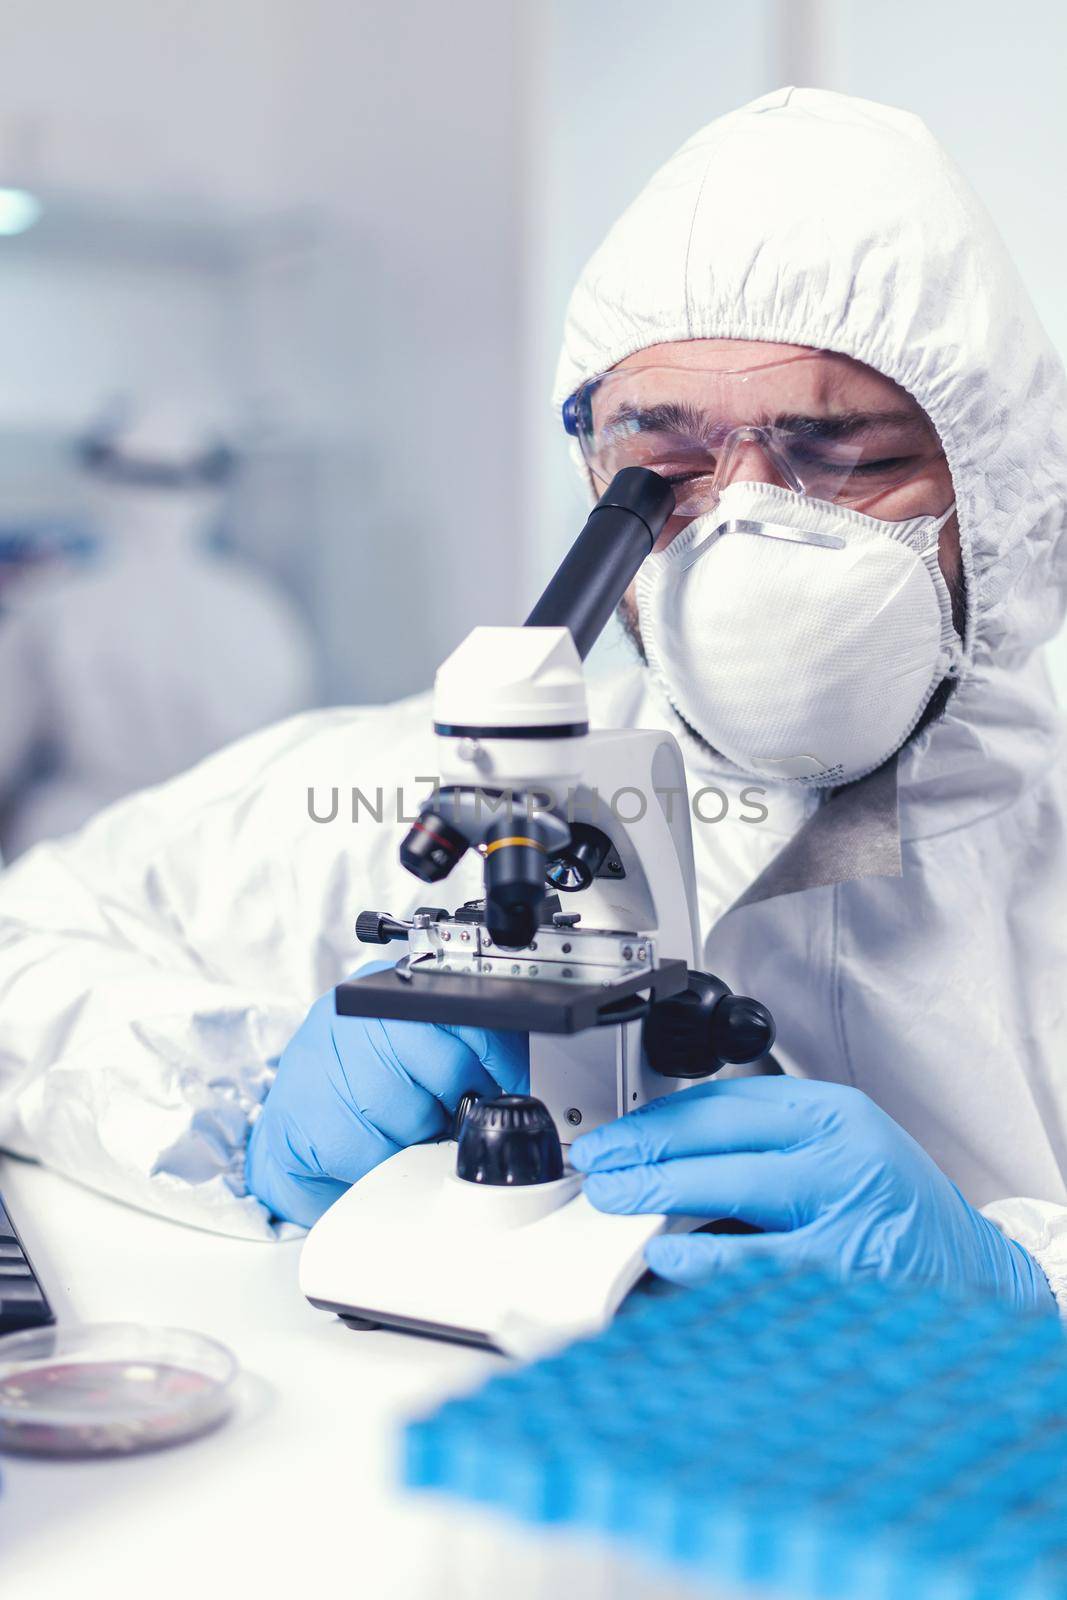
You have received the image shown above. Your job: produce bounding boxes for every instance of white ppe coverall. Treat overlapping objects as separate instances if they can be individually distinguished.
[0,89,1066,1303]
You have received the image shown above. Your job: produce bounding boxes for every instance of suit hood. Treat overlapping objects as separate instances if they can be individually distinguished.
[554,87,1067,835]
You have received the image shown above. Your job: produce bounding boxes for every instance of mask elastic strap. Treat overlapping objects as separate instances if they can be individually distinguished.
[910,501,956,552]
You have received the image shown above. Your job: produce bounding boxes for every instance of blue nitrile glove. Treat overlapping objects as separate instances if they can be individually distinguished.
[247,963,529,1226]
[570,1077,1055,1313]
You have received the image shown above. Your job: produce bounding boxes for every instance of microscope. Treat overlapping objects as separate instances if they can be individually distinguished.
[300,469,776,1357]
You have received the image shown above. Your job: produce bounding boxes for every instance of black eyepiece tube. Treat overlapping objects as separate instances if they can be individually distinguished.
[524,467,675,659]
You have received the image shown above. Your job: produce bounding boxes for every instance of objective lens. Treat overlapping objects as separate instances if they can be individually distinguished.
[399,810,469,883]
[544,823,613,893]
[545,859,586,892]
[484,819,548,950]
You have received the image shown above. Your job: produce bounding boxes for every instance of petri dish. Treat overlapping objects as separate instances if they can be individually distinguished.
[0,1322,238,1458]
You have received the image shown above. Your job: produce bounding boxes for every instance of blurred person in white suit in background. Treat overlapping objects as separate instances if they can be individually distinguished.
[0,403,315,860]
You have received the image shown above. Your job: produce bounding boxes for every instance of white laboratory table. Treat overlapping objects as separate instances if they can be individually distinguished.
[0,1154,502,1600]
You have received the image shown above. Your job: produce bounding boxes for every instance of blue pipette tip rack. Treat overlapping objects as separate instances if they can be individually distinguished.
[401,1261,1067,1599]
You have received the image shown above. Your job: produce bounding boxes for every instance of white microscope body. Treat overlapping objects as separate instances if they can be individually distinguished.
[300,471,775,1357]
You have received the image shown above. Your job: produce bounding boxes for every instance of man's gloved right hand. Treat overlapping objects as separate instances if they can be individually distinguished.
[246,966,529,1226]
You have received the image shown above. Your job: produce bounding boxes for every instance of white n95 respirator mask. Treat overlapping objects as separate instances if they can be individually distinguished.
[635,481,962,788]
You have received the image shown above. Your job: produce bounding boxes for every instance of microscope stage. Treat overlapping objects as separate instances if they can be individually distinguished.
[336,957,688,1033]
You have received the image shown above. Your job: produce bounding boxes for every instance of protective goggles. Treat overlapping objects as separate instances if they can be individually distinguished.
[562,350,944,517]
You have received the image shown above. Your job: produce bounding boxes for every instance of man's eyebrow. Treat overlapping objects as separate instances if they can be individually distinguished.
[603,401,709,435]
[771,409,924,438]
[602,402,924,439]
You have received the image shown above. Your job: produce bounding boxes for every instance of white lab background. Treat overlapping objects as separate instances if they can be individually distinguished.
[0,0,1064,852]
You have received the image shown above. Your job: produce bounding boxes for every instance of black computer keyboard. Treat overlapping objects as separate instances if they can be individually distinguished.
[0,1192,54,1334]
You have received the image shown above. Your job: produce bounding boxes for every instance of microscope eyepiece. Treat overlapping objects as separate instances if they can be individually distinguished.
[524,467,674,659]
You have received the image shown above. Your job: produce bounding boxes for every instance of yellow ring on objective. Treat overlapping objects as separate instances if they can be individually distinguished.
[484,835,545,855]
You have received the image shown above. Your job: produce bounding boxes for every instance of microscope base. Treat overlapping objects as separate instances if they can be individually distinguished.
[299,1142,673,1359]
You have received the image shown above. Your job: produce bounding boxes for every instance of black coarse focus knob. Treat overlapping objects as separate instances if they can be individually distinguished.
[644,971,776,1078]
[455,1094,564,1186]
[712,994,777,1065]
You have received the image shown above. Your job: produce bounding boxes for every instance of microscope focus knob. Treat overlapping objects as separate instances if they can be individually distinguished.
[455,1094,564,1186]
[355,910,410,944]
[712,994,777,1065]
[452,1089,482,1140]
[644,971,776,1078]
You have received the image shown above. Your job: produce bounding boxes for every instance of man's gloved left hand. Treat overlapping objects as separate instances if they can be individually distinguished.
[247,964,528,1227]
[571,1076,1055,1313]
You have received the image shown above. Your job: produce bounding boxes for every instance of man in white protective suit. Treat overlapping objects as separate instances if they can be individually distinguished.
[0,405,314,859]
[0,89,1065,1311]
